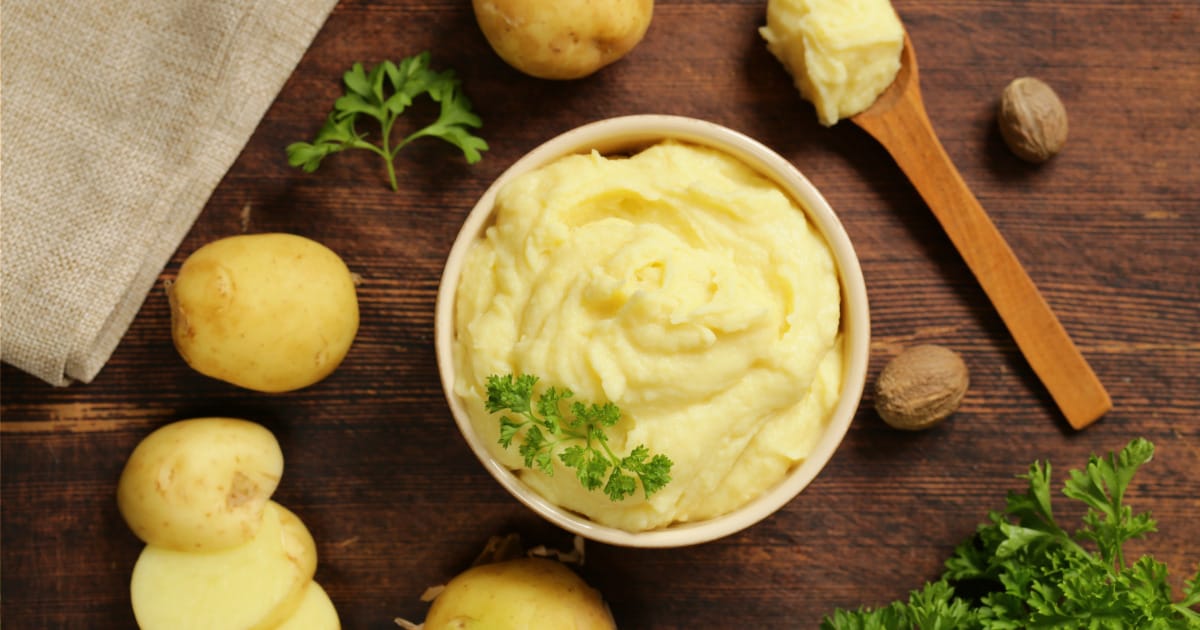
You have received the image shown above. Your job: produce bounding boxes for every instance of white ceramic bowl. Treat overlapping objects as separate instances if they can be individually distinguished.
[435,115,869,547]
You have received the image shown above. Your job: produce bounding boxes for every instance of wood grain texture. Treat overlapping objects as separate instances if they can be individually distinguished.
[3,1,1199,628]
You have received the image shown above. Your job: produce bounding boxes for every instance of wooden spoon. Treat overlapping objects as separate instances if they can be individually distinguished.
[851,34,1111,429]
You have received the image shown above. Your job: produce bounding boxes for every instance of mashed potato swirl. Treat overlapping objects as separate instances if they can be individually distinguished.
[453,141,843,531]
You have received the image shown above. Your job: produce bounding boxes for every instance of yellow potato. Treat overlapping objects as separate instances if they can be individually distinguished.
[424,558,615,630]
[117,417,283,552]
[169,233,359,393]
[130,501,318,630]
[275,581,341,630]
[473,0,653,79]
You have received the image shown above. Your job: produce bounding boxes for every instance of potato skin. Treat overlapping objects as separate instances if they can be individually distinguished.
[169,233,359,393]
[473,0,653,80]
[424,558,615,630]
[117,417,284,552]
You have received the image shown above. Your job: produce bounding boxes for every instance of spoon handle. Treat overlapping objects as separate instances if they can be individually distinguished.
[854,88,1111,429]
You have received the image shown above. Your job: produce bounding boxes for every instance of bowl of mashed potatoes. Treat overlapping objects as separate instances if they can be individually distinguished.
[435,115,869,547]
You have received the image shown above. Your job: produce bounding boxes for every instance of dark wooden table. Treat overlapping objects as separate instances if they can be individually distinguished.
[4,1,1198,628]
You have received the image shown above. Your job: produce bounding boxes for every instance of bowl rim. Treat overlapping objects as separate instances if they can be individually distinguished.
[435,114,870,548]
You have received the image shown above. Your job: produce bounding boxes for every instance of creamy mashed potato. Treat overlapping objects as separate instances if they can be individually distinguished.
[453,141,843,532]
[760,0,904,126]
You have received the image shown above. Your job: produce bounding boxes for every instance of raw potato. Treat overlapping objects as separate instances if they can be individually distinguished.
[423,558,615,630]
[117,417,284,552]
[130,501,318,630]
[275,581,341,630]
[169,233,359,393]
[473,0,653,79]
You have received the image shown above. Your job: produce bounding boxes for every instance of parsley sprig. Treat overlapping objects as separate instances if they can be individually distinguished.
[484,374,673,502]
[822,438,1200,629]
[286,52,487,191]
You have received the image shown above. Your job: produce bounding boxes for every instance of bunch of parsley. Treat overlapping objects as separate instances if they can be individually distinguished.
[484,373,672,502]
[823,438,1200,629]
[286,52,487,191]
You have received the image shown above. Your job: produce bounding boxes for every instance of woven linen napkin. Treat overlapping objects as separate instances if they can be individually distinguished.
[1,0,338,386]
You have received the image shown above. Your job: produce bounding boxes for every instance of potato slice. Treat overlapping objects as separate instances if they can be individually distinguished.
[117,417,284,552]
[424,558,615,630]
[130,501,317,630]
[275,581,341,630]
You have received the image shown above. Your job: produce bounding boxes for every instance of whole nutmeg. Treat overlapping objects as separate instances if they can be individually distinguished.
[874,344,969,430]
[998,77,1068,163]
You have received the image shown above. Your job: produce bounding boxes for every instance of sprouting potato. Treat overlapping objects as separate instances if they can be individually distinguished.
[422,558,616,630]
[130,501,318,630]
[117,417,284,552]
[473,0,654,80]
[168,232,359,393]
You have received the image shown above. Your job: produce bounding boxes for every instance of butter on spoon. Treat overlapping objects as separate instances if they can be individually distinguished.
[760,0,904,126]
[850,35,1110,430]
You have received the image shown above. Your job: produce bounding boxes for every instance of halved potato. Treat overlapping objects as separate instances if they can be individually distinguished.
[117,417,284,552]
[130,501,317,630]
[275,581,341,630]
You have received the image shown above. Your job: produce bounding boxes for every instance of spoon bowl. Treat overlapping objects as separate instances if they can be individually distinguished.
[850,33,1111,430]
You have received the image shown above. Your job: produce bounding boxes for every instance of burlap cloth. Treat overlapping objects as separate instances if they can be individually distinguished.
[1,0,339,386]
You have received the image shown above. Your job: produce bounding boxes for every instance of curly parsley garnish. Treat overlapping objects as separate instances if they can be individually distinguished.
[286,52,487,191]
[484,373,672,502]
[822,438,1200,629]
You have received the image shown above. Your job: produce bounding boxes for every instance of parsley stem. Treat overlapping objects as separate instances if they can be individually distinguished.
[379,115,399,192]
[598,439,621,466]
[390,130,426,158]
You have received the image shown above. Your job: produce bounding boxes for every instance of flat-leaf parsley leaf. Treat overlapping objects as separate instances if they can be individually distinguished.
[822,438,1200,629]
[286,52,487,191]
[484,373,672,502]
